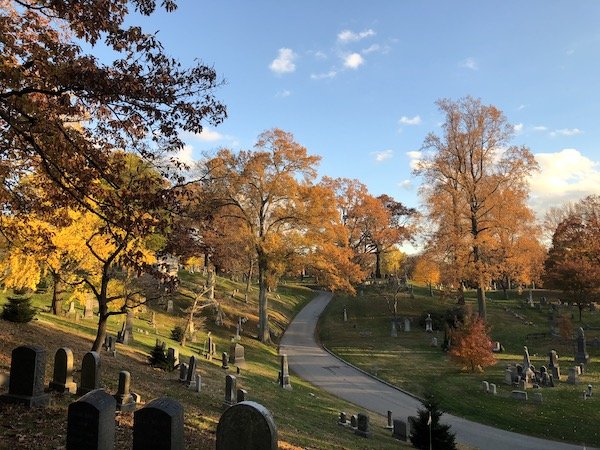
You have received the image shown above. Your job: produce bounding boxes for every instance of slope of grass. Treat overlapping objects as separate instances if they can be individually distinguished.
[319,283,600,448]
[0,274,411,449]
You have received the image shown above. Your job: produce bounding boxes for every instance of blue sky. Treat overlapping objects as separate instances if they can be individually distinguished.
[126,1,600,216]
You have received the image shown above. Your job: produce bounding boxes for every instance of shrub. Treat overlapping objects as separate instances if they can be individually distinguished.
[148,342,169,370]
[2,294,36,323]
[410,394,457,450]
[170,325,185,343]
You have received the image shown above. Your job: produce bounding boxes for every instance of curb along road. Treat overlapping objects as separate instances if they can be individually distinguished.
[280,291,592,450]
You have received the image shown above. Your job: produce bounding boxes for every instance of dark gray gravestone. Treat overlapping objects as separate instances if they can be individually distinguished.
[0,345,50,407]
[49,347,77,394]
[224,374,236,407]
[237,388,247,403]
[78,351,101,395]
[133,397,184,450]
[575,327,590,364]
[185,356,196,387]
[167,348,179,368]
[66,389,115,450]
[355,412,371,437]
[178,363,188,382]
[279,354,292,390]
[392,418,410,441]
[229,343,246,367]
[114,370,136,412]
[221,352,229,370]
[216,401,277,450]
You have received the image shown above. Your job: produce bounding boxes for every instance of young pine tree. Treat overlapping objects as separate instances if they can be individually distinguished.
[410,394,457,450]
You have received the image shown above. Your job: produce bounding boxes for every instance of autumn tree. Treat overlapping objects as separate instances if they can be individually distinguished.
[412,252,441,296]
[200,129,358,342]
[416,97,538,318]
[449,315,496,372]
[0,0,225,232]
[544,195,600,321]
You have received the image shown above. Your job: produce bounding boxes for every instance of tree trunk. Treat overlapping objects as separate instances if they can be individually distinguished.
[91,300,108,351]
[244,259,253,303]
[257,252,270,343]
[51,271,63,315]
[375,250,382,279]
[428,282,433,297]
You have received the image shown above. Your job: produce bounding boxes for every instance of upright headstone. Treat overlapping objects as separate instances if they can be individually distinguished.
[343,307,347,322]
[166,299,174,313]
[107,336,116,357]
[229,343,246,367]
[505,368,514,385]
[49,347,77,394]
[391,320,397,337]
[223,374,236,407]
[385,410,393,429]
[523,346,532,370]
[133,397,184,450]
[216,401,277,450]
[84,295,95,318]
[425,314,433,332]
[548,350,561,379]
[193,374,202,393]
[178,363,188,383]
[114,370,136,412]
[78,351,101,395]
[185,356,196,387]
[489,383,497,395]
[482,381,489,393]
[575,327,590,364]
[392,419,410,441]
[279,354,292,390]
[567,367,578,384]
[221,352,229,370]
[350,414,358,429]
[355,412,371,437]
[338,412,348,426]
[0,345,50,407]
[66,389,115,450]
[206,335,214,360]
[237,388,248,403]
[167,348,179,368]
[404,318,411,332]
[68,301,75,314]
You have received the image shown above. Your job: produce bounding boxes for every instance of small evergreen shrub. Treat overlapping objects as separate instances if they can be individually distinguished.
[2,295,36,323]
[170,325,185,343]
[148,342,169,370]
[410,394,457,450]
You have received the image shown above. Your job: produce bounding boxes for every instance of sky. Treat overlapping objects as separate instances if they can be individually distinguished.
[123,1,600,218]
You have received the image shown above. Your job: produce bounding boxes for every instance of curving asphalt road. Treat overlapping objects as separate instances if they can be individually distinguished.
[280,291,592,450]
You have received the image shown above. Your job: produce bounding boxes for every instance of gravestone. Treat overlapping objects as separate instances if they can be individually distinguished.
[237,388,248,403]
[482,381,489,393]
[114,370,136,412]
[504,369,513,385]
[523,346,532,370]
[216,401,277,450]
[166,299,174,313]
[68,301,75,314]
[548,350,560,379]
[84,295,95,318]
[575,327,590,364]
[279,354,292,390]
[343,307,347,322]
[404,318,411,332]
[178,363,188,383]
[392,419,410,441]
[0,345,50,407]
[391,320,397,337]
[533,392,543,404]
[107,336,116,357]
[78,351,101,395]
[167,348,179,368]
[492,341,502,352]
[431,336,438,347]
[49,347,77,394]
[425,314,433,332]
[221,352,229,370]
[338,412,348,426]
[355,412,371,438]
[567,367,578,384]
[511,390,527,401]
[185,356,196,387]
[350,414,358,429]
[133,397,184,450]
[229,343,246,367]
[385,410,393,429]
[193,374,201,393]
[489,383,497,395]
[67,389,115,450]
[224,374,236,407]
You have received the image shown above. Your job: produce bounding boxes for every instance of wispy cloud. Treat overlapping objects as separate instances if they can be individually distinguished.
[550,128,582,137]
[513,123,524,133]
[338,29,375,43]
[362,44,380,54]
[533,125,548,132]
[310,70,337,80]
[406,150,423,170]
[276,89,291,98]
[196,127,223,142]
[314,50,327,59]
[460,57,478,70]
[399,115,422,126]
[399,179,412,190]
[343,53,364,69]
[517,104,527,111]
[269,48,297,74]
[371,149,393,162]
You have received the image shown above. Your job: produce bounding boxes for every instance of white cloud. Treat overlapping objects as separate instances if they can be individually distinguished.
[269,48,297,74]
[406,150,423,170]
[513,123,524,133]
[175,144,195,166]
[310,70,337,80]
[362,44,380,54]
[528,149,600,215]
[533,125,548,132]
[371,149,393,162]
[343,53,364,69]
[314,50,327,59]
[196,127,223,142]
[276,89,291,98]
[517,104,527,111]
[550,128,583,137]
[399,115,422,126]
[338,29,375,43]
[399,179,412,190]
[460,57,478,70]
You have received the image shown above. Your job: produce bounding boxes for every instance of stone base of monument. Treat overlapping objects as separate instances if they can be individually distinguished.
[49,380,77,394]
[0,391,51,407]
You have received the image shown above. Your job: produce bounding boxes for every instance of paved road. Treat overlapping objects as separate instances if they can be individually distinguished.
[280,291,592,450]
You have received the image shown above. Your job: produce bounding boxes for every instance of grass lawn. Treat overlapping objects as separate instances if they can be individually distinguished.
[319,283,600,448]
[0,273,413,450]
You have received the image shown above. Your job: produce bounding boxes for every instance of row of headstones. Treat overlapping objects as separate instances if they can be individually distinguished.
[0,345,139,412]
[338,410,414,442]
[66,390,278,450]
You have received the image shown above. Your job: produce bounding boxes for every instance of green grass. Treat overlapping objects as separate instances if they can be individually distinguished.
[0,274,415,449]
[319,284,600,448]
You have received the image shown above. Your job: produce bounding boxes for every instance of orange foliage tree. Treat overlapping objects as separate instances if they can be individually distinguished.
[449,316,496,372]
[416,97,538,318]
